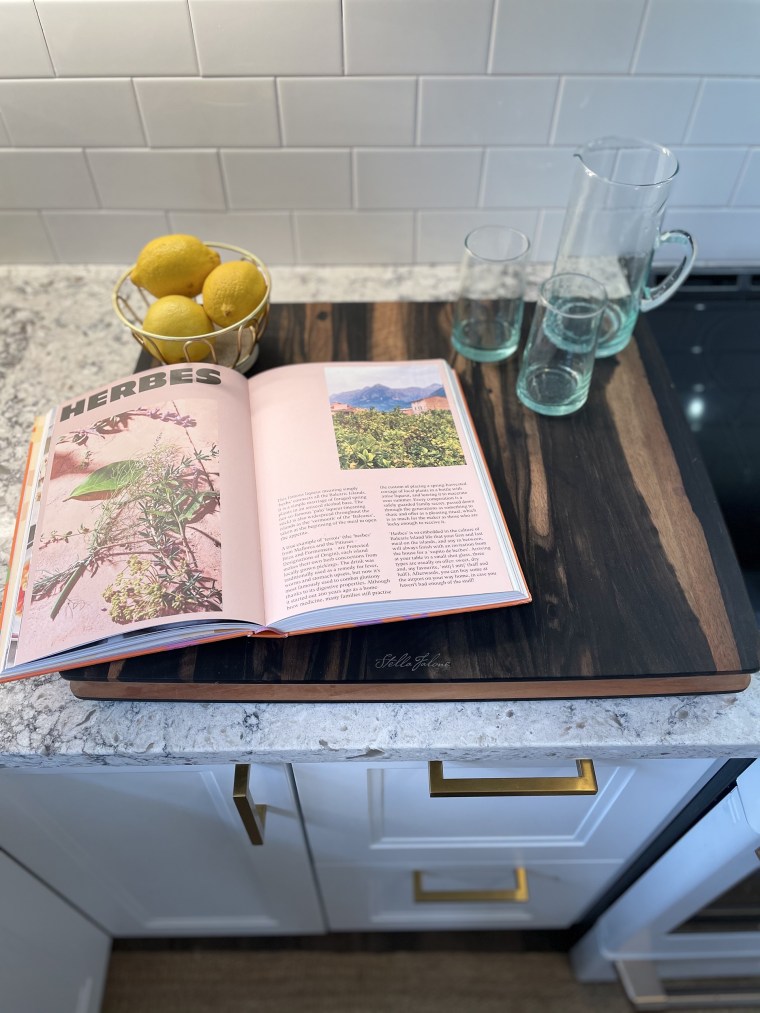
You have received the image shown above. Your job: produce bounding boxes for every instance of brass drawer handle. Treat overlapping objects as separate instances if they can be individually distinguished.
[233,764,267,846]
[428,759,598,797]
[413,867,529,903]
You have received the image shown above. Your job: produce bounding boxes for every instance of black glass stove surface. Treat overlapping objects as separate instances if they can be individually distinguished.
[645,272,760,621]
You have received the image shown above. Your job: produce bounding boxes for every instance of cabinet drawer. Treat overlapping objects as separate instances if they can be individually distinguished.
[316,859,623,931]
[294,758,716,865]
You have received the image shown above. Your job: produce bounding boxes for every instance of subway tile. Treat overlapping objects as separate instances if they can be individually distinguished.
[190,0,342,76]
[636,0,760,75]
[355,149,482,209]
[553,77,699,146]
[43,211,169,263]
[688,80,760,145]
[0,150,98,208]
[417,210,538,264]
[668,148,748,207]
[482,148,575,208]
[87,150,225,210]
[0,1,54,78]
[732,151,760,207]
[35,0,197,76]
[295,211,414,265]
[419,78,557,146]
[168,211,295,264]
[661,208,760,264]
[0,212,55,262]
[135,78,279,148]
[0,80,145,147]
[344,0,492,74]
[221,150,351,209]
[279,78,415,147]
[532,209,566,264]
[492,0,645,73]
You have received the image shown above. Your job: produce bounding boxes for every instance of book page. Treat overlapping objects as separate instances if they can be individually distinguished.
[13,364,265,666]
[247,360,523,627]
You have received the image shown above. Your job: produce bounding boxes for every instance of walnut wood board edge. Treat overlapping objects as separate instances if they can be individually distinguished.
[64,302,759,703]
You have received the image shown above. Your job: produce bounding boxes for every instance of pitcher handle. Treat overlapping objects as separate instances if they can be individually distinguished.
[641,230,697,312]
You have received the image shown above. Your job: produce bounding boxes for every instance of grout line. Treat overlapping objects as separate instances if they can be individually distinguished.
[727,147,754,206]
[129,78,150,148]
[682,77,705,144]
[628,0,651,74]
[486,0,499,73]
[185,0,202,77]
[31,1,57,76]
[547,77,564,145]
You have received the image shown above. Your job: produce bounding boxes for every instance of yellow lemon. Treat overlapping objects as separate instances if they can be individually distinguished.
[141,295,215,364]
[130,234,221,298]
[202,259,267,328]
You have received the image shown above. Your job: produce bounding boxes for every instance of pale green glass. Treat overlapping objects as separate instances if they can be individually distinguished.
[452,226,530,363]
[516,273,607,417]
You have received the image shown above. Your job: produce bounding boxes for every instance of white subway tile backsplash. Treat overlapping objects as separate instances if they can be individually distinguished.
[168,211,295,264]
[135,78,279,148]
[344,0,492,74]
[222,150,352,209]
[731,152,760,207]
[0,80,145,147]
[668,148,748,207]
[0,1,54,78]
[296,211,414,265]
[636,0,760,75]
[279,78,415,147]
[87,150,226,209]
[553,77,699,146]
[688,81,760,145]
[417,210,538,264]
[0,150,98,208]
[190,0,343,76]
[492,0,645,74]
[43,210,169,262]
[0,212,55,262]
[35,0,198,77]
[356,150,482,209]
[482,148,575,208]
[662,208,760,264]
[419,78,557,146]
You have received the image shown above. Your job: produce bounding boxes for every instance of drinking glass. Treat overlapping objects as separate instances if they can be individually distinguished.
[452,226,530,362]
[553,136,696,358]
[516,273,607,416]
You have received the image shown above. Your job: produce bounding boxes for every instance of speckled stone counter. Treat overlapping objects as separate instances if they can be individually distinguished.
[0,264,758,768]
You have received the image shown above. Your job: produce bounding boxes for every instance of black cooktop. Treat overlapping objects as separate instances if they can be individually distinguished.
[645,271,760,619]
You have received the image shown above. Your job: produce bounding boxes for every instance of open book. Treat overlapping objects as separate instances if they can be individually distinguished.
[0,359,530,682]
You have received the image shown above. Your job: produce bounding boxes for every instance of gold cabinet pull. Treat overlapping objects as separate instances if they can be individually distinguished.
[233,764,267,846]
[428,759,598,797]
[413,867,529,903]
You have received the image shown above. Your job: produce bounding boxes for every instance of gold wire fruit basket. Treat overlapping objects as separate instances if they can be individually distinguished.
[112,242,271,373]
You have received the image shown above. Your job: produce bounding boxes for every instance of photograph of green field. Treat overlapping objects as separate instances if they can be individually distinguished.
[326,364,466,470]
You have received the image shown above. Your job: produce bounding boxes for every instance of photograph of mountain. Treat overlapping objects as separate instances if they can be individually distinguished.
[324,364,466,470]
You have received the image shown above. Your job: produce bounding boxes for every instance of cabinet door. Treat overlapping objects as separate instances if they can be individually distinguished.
[0,764,324,937]
[293,758,719,865]
[0,848,110,1013]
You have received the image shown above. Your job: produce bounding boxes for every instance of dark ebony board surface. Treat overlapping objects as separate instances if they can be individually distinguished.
[65,301,758,701]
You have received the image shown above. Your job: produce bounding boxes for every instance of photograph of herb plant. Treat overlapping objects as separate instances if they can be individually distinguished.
[326,364,466,470]
[19,400,222,660]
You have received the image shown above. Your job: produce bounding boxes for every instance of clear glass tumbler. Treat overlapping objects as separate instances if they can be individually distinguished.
[516,273,607,417]
[452,226,530,363]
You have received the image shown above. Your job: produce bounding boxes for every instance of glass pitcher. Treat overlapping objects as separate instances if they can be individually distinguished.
[553,136,696,358]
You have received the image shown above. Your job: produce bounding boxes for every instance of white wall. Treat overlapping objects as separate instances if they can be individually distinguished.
[0,0,757,267]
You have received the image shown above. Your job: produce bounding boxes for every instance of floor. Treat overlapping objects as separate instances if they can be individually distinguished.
[100,933,759,1013]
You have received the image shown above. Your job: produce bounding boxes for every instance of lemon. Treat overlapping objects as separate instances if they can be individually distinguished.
[142,295,214,364]
[202,260,267,328]
[130,234,221,299]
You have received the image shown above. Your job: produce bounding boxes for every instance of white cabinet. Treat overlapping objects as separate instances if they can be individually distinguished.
[0,848,110,1013]
[293,757,719,931]
[0,764,324,937]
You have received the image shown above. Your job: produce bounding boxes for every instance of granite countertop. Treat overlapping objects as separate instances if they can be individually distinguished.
[0,264,758,769]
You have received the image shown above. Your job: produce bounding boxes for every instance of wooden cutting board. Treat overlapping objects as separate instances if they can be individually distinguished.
[65,301,758,702]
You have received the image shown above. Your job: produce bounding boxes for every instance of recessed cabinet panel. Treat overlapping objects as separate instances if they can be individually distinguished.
[294,759,717,865]
[0,765,324,937]
[316,859,623,931]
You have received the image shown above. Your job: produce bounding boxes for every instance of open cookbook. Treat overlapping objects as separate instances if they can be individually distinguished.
[0,359,530,682]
